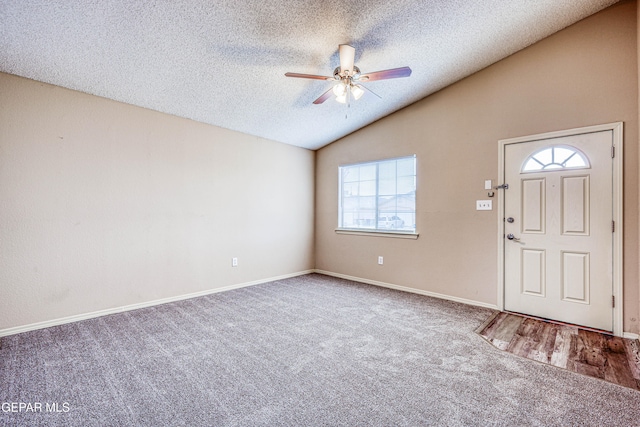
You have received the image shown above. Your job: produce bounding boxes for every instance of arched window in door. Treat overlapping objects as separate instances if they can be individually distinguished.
[522,145,590,173]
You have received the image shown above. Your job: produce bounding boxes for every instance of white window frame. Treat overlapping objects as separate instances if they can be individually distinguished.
[336,155,418,239]
[521,144,590,173]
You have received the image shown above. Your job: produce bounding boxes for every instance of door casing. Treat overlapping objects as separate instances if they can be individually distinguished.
[497,122,623,336]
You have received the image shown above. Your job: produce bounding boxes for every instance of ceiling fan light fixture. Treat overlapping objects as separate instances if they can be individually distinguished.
[332,83,346,97]
[351,84,364,100]
[335,94,347,104]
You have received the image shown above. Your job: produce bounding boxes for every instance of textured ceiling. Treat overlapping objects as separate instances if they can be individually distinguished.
[0,0,619,150]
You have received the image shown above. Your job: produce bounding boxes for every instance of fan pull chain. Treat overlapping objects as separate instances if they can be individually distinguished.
[345,85,351,119]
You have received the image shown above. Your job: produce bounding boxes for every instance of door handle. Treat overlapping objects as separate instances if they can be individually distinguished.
[506,233,520,241]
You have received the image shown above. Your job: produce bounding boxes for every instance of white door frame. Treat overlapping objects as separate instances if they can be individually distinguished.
[497,122,624,336]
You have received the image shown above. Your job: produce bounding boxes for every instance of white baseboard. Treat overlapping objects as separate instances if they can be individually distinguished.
[312,271,640,339]
[6,269,634,340]
[313,269,499,310]
[0,270,315,337]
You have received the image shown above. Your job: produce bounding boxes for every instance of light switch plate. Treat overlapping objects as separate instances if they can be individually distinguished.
[484,180,492,190]
[476,200,492,210]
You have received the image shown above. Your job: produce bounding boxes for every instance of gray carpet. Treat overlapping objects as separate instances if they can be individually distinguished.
[1,273,639,426]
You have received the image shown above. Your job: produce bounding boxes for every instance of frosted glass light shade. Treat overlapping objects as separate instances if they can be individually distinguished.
[351,85,364,100]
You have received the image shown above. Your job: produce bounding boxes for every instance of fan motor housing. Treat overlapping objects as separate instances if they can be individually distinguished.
[334,66,360,80]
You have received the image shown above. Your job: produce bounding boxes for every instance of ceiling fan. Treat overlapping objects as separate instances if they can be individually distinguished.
[285,44,412,105]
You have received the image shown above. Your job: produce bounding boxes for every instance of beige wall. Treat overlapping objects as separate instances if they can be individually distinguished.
[316,1,640,333]
[0,73,315,332]
[1,3,638,336]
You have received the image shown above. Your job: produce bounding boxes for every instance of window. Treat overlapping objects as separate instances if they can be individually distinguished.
[339,155,416,232]
[522,145,590,172]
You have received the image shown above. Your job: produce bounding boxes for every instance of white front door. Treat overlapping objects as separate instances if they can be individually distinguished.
[503,130,614,331]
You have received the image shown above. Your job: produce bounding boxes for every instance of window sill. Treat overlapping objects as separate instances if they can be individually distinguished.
[335,229,419,239]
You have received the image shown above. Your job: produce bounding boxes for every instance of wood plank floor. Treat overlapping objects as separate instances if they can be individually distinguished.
[477,311,640,391]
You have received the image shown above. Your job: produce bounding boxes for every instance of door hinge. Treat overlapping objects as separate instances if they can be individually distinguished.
[612,146,615,158]
[494,183,509,190]
[612,220,615,232]
[612,295,615,308]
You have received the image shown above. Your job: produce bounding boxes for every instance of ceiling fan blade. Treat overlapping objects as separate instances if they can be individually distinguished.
[313,87,334,104]
[359,84,382,99]
[359,66,412,82]
[285,72,333,81]
[339,44,356,75]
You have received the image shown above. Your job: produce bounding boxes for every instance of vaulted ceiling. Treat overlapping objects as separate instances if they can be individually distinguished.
[0,0,619,150]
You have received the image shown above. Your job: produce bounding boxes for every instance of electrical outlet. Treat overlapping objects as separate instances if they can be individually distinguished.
[378,256,384,265]
[476,200,492,210]
[232,257,238,267]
